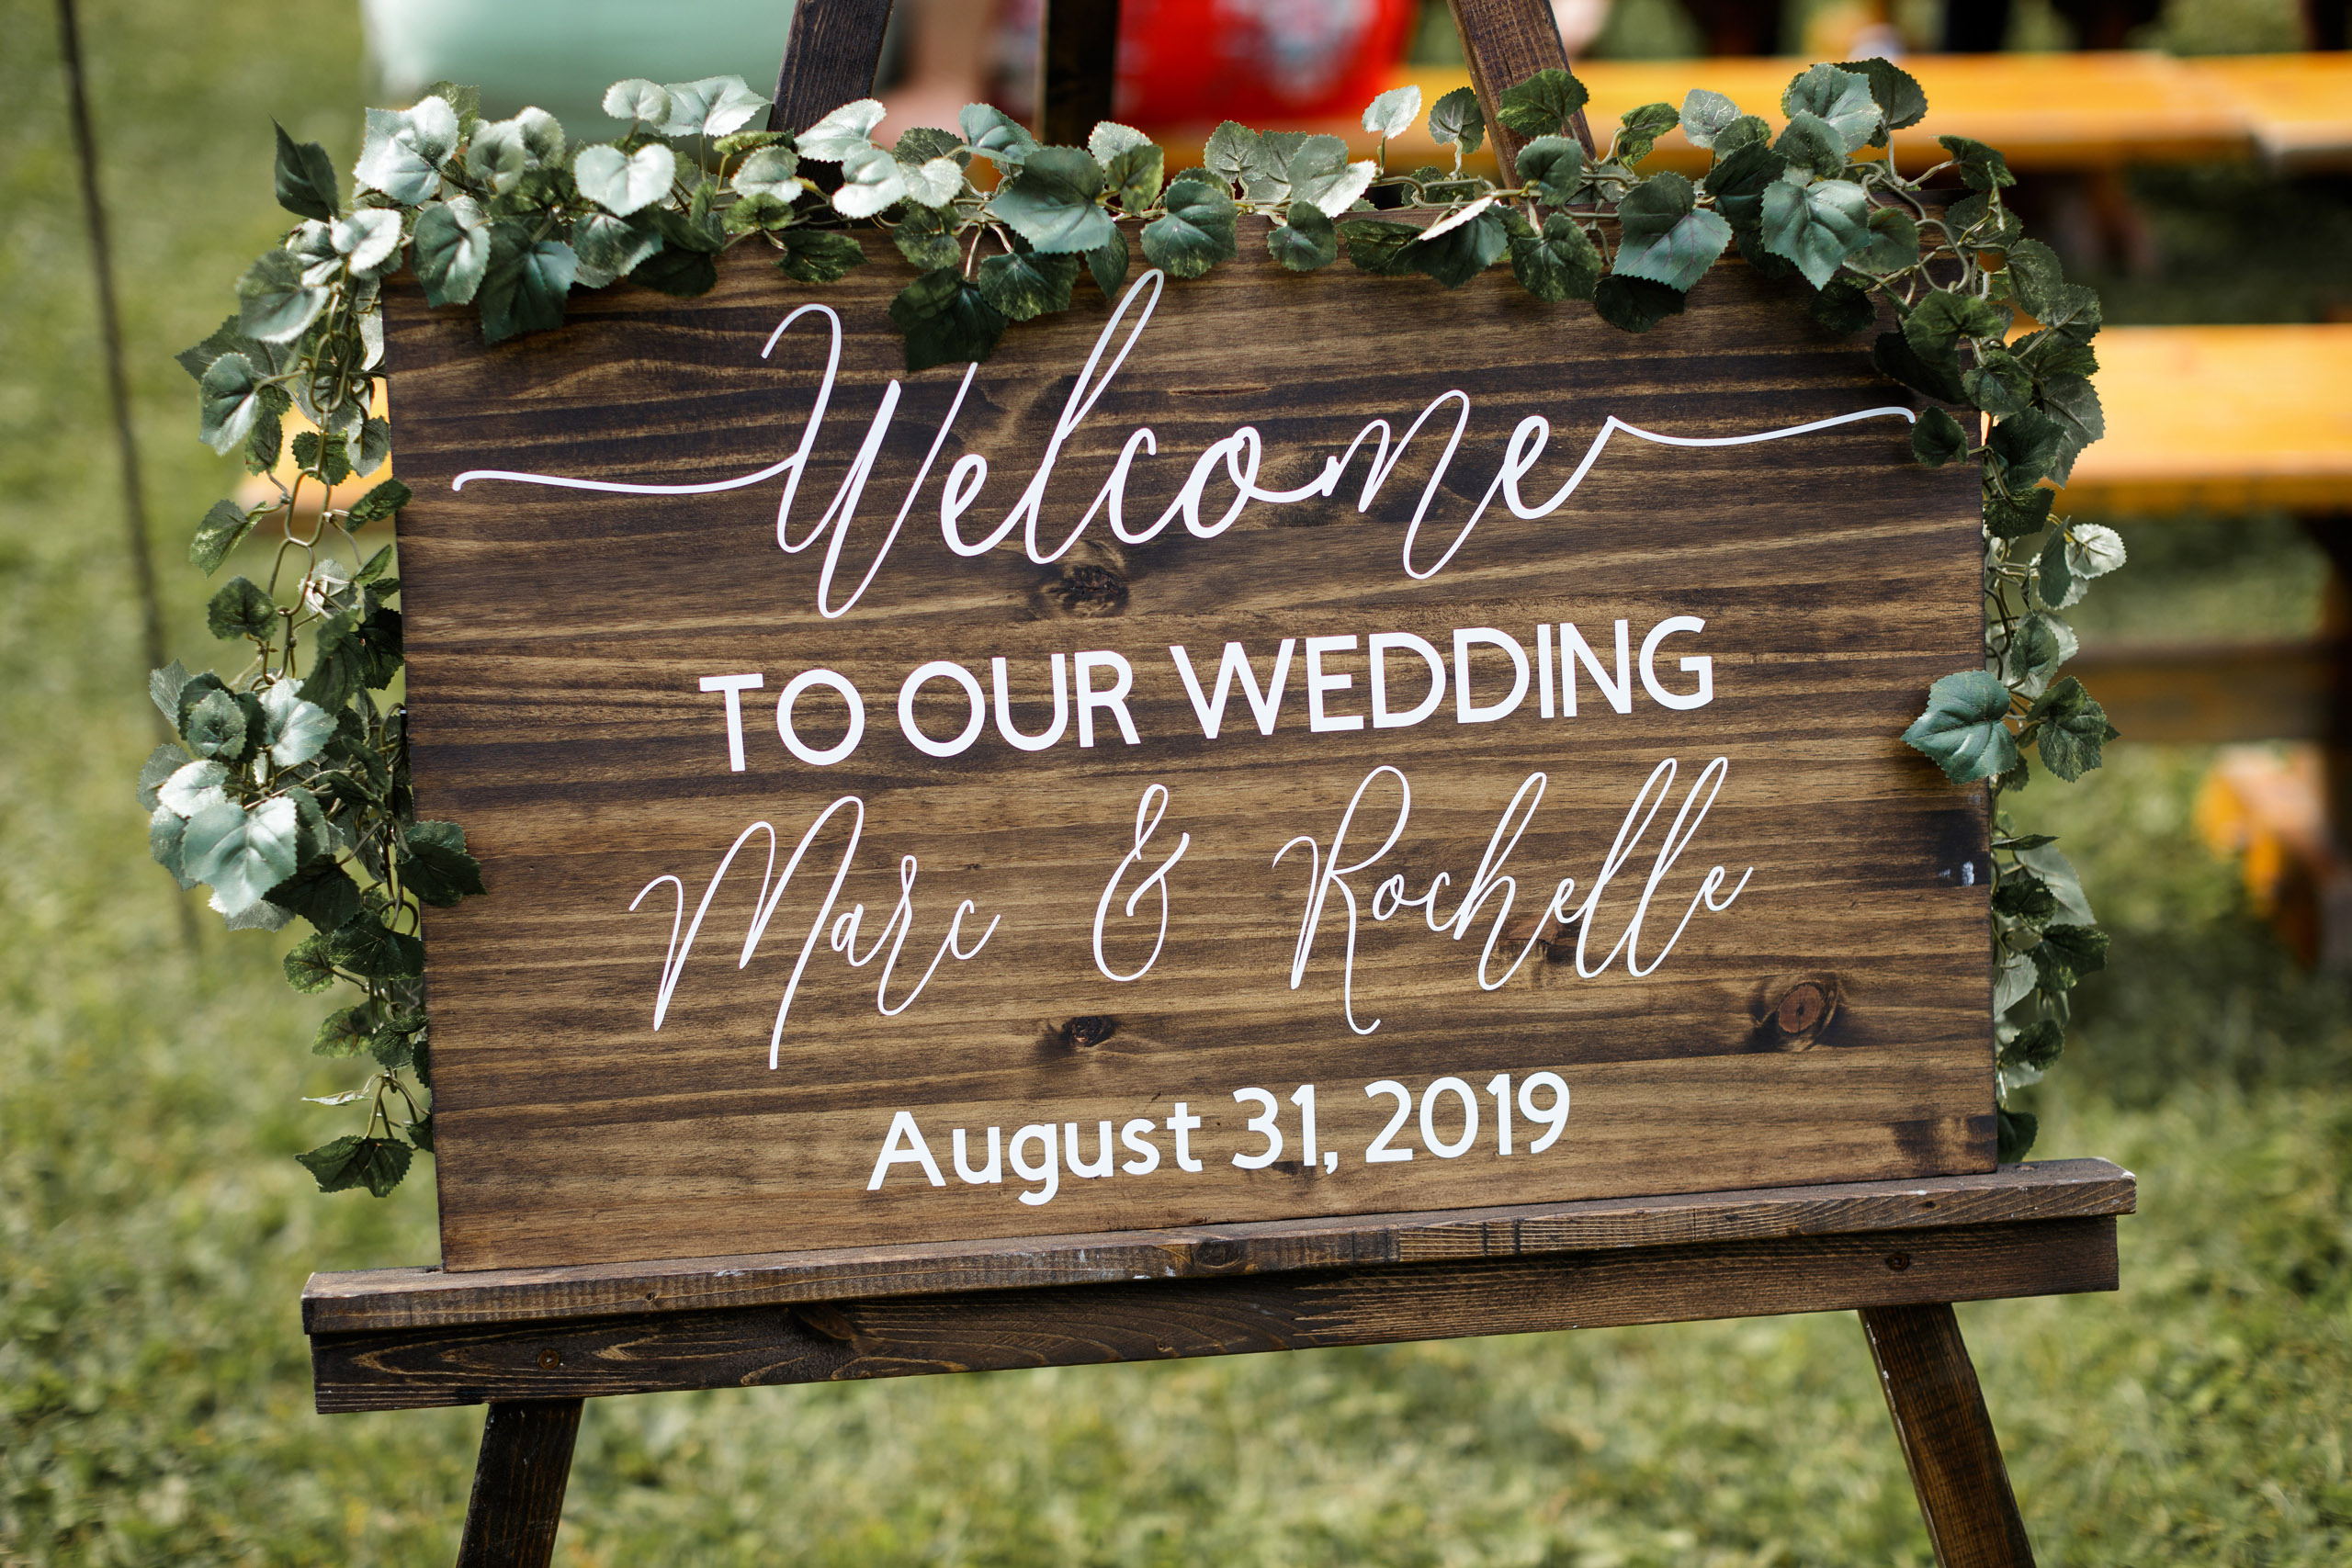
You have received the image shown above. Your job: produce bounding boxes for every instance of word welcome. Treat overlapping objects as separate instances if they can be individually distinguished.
[696,615,1714,772]
[865,1071,1574,1205]
[450,271,1916,621]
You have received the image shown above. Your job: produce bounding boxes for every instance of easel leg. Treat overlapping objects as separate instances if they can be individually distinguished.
[1860,1303,2035,1568]
[455,1399,583,1568]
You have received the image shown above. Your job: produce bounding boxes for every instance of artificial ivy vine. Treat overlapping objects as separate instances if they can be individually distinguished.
[158,58,2115,1193]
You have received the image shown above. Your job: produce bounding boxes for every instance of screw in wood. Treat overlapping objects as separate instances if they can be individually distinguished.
[1885,1252,1912,1272]
[537,1348,563,1370]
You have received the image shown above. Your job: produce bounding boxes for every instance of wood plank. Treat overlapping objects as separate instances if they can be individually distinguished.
[454,1401,582,1568]
[2069,639,2334,744]
[768,0,896,137]
[1861,1303,2036,1568]
[305,1158,2133,1333]
[2196,53,2352,173]
[1443,0,1597,175]
[385,232,1993,1270]
[311,1215,2119,1412]
[2059,324,2352,517]
[1037,0,1122,147]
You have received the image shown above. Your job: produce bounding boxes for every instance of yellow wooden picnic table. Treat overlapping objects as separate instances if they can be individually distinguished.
[2059,324,2352,517]
[1148,51,2352,177]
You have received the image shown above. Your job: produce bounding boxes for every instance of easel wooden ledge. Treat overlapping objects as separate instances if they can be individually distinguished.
[313,5,2135,1563]
[309,1159,2132,1565]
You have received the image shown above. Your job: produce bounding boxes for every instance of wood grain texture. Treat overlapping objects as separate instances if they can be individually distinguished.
[311,1215,2116,1411]
[454,1400,582,1568]
[385,228,1989,1270]
[305,1158,2132,1333]
[2069,638,2335,744]
[768,0,896,135]
[1038,0,1122,146]
[1444,0,1600,171]
[1862,1303,2038,1568]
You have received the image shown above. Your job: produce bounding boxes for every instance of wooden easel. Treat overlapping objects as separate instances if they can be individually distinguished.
[306,6,2135,1563]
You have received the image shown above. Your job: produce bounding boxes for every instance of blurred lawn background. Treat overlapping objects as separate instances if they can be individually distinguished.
[4,0,2349,1562]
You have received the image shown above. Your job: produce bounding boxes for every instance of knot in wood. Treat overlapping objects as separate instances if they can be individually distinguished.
[1774,982,1828,1036]
[1060,1015,1117,1049]
[1193,1238,1244,1269]
[1046,562,1129,617]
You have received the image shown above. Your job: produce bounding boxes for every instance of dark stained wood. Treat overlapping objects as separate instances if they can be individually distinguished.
[769,0,896,136]
[307,1158,2132,1333]
[312,1215,2115,1412]
[1443,0,1600,174]
[2069,637,2334,743]
[1038,0,1123,147]
[1860,1303,2038,1568]
[454,1400,582,1568]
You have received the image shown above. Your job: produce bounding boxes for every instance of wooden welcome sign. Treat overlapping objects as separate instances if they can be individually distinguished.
[388,231,1988,1272]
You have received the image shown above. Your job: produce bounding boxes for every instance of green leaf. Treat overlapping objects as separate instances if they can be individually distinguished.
[1612,101,1681,164]
[1995,1107,2037,1164]
[259,682,336,766]
[1103,141,1166,212]
[1857,208,1920,274]
[285,933,341,994]
[1808,278,1875,336]
[831,141,910,218]
[2067,521,2126,582]
[1910,406,1968,467]
[330,210,402,277]
[329,912,426,980]
[656,74,769,139]
[572,141,676,217]
[1411,205,1510,288]
[185,688,247,760]
[1204,120,1264,191]
[775,229,866,285]
[1286,136,1374,218]
[206,577,275,642]
[1905,290,2010,360]
[892,206,961,271]
[1592,275,1687,333]
[603,77,673,125]
[1781,63,1882,152]
[1965,350,2034,419]
[732,144,804,202]
[157,757,228,817]
[356,98,456,204]
[1086,232,1131,295]
[1992,870,2058,922]
[183,796,300,915]
[1506,212,1600,302]
[1678,89,1740,149]
[172,671,228,736]
[1939,134,2015,191]
[150,804,195,887]
[477,231,576,344]
[959,103,1040,167]
[1428,86,1487,158]
[631,245,718,298]
[1340,218,1421,276]
[272,121,340,221]
[1713,114,1772,154]
[298,1134,413,1197]
[1266,204,1339,271]
[298,613,366,712]
[572,212,663,279]
[1514,136,1586,205]
[990,146,1115,254]
[1701,141,1779,227]
[401,819,488,906]
[1773,113,1848,181]
[2040,376,2105,483]
[1837,58,1928,133]
[1141,177,1238,279]
[1986,487,2055,541]
[2041,922,2109,977]
[236,250,326,345]
[1990,408,2064,491]
[2002,1018,2064,1070]
[1871,330,1966,403]
[1758,177,1870,289]
[412,197,492,308]
[722,192,798,236]
[2033,521,2075,609]
[345,479,411,528]
[1901,669,2020,783]
[2007,243,2103,343]
[1613,173,1731,293]
[1496,69,1590,138]
[1363,84,1423,141]
[977,248,1079,321]
[888,268,1009,373]
[272,858,363,934]
[2028,677,2111,781]
[136,742,186,812]
[150,660,193,726]
[190,500,254,573]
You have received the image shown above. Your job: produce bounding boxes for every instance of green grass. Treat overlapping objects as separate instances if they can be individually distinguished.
[3,2,2349,1562]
